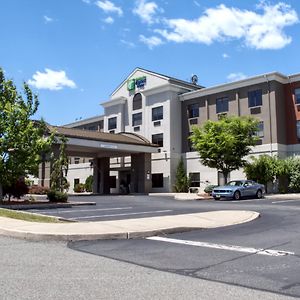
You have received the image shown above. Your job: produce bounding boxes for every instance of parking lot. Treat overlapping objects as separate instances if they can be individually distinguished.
[27,195,209,221]
[26,194,300,222]
[64,194,300,298]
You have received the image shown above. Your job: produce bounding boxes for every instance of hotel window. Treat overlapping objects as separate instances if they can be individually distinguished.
[132,112,142,126]
[216,97,229,114]
[152,106,163,121]
[188,103,199,118]
[152,173,164,188]
[248,90,262,108]
[297,120,300,139]
[152,133,163,147]
[255,121,264,137]
[108,117,117,130]
[189,172,200,187]
[74,157,80,164]
[87,125,97,131]
[295,88,300,104]
[132,93,142,110]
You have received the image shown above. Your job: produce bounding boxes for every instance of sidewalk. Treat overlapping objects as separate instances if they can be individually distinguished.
[150,192,300,201]
[0,210,259,242]
[264,193,300,200]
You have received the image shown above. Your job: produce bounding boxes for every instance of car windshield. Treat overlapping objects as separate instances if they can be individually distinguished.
[227,181,243,186]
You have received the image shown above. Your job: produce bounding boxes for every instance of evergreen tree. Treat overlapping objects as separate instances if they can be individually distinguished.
[174,158,190,192]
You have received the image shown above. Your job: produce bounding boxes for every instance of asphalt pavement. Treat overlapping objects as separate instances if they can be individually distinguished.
[0,235,295,300]
[68,196,300,298]
[1,194,300,298]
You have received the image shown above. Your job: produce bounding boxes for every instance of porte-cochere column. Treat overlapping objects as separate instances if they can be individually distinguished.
[92,157,110,194]
[131,153,152,194]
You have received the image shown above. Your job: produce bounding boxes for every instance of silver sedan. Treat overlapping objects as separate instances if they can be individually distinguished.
[212,180,265,200]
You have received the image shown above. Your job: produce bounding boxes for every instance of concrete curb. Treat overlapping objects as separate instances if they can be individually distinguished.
[0,201,96,210]
[0,203,72,210]
[69,201,96,206]
[0,211,260,242]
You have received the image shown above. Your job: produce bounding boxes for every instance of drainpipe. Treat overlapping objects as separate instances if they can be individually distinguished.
[264,75,273,156]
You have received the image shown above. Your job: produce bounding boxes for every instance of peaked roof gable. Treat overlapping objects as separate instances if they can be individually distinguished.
[110,67,201,97]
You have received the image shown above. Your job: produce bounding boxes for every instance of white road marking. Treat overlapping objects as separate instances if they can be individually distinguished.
[31,207,133,214]
[231,199,266,203]
[69,209,173,220]
[147,237,295,257]
[272,199,300,204]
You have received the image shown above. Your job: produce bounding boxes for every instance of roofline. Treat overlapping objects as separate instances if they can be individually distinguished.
[101,96,127,108]
[48,125,158,148]
[64,115,104,128]
[110,67,169,97]
[180,71,289,101]
[288,73,300,82]
[110,67,202,97]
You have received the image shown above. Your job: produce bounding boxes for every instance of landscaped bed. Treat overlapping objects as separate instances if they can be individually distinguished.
[0,208,64,223]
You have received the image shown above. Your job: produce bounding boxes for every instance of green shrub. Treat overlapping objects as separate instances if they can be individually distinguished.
[85,175,93,192]
[47,190,68,202]
[74,183,85,193]
[204,185,218,195]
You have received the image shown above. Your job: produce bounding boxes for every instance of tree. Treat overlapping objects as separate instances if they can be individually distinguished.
[244,155,300,193]
[190,116,259,184]
[282,157,300,193]
[0,68,53,200]
[173,158,190,192]
[50,135,69,192]
[244,155,278,192]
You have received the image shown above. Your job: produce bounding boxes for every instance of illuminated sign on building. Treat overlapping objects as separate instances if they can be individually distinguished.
[127,76,147,91]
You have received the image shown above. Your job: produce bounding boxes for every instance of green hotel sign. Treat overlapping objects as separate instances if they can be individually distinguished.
[127,76,147,91]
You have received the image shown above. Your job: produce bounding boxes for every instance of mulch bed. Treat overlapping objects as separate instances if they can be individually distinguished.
[0,200,50,205]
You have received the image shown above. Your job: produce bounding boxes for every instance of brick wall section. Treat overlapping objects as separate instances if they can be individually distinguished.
[284,80,300,144]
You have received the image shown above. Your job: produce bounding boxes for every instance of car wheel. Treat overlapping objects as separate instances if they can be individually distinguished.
[233,191,241,200]
[256,189,262,199]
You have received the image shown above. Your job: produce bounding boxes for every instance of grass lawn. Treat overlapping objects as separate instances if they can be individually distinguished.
[0,208,64,223]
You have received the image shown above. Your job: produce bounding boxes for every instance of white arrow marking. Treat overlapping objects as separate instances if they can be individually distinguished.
[147,237,295,257]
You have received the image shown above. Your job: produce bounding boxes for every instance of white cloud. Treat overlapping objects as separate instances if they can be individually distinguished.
[96,0,123,16]
[43,15,53,23]
[104,16,114,24]
[139,35,163,49]
[28,69,76,91]
[155,2,298,49]
[133,0,162,24]
[222,53,229,59]
[121,39,136,48]
[227,72,247,82]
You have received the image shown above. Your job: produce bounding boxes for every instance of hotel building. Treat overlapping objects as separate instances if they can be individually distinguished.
[64,68,300,193]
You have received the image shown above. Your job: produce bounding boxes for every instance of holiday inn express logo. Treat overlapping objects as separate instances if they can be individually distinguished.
[127,76,147,91]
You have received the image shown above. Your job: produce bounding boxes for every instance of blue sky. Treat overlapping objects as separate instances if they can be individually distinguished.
[1,0,300,125]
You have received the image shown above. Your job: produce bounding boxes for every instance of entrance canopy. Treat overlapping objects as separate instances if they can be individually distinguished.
[48,125,159,157]
[43,125,158,194]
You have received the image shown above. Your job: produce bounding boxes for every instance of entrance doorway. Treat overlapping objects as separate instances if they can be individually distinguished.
[119,170,131,194]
